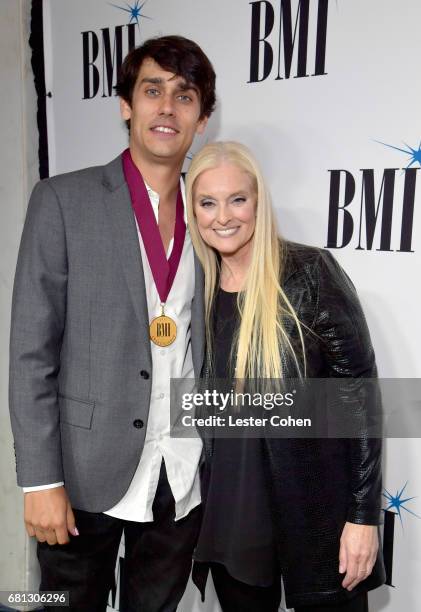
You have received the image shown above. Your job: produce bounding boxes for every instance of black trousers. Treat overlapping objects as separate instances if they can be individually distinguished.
[210,563,282,612]
[295,592,369,612]
[38,462,201,612]
[210,562,369,612]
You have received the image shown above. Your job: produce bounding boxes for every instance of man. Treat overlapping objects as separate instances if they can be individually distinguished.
[9,35,216,611]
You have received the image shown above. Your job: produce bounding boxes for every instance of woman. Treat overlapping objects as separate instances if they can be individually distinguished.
[185,142,385,612]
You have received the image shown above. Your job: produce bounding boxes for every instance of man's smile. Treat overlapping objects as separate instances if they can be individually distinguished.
[150,124,179,135]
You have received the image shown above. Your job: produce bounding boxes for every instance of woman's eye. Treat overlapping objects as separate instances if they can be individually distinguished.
[200,200,215,208]
[233,196,246,204]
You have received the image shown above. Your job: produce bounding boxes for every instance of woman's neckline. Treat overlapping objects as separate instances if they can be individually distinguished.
[218,286,239,295]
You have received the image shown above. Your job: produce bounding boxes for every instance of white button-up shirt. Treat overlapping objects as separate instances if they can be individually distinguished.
[104,180,203,521]
[24,180,203,523]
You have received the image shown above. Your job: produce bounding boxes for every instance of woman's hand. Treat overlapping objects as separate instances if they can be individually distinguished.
[339,522,378,591]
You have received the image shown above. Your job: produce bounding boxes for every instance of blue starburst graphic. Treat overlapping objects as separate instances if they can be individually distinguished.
[383,482,420,527]
[375,139,421,169]
[110,0,152,34]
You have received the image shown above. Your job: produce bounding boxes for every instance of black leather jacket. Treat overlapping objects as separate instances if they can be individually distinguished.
[195,242,385,608]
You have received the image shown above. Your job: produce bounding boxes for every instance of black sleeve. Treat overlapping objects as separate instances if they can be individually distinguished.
[314,250,382,525]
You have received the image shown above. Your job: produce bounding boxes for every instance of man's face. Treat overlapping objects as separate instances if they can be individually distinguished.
[120,57,208,167]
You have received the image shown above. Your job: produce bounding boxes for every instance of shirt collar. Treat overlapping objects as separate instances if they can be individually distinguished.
[144,177,187,225]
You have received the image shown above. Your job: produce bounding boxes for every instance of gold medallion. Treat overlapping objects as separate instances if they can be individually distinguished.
[149,315,177,347]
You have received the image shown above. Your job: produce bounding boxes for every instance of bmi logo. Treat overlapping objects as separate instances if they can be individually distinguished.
[326,140,420,252]
[82,1,152,99]
[382,482,420,587]
[248,0,329,83]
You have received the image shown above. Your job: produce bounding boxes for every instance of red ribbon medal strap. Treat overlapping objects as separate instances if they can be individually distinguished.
[122,148,186,305]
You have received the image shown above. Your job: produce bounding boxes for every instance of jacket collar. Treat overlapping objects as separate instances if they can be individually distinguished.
[102,154,127,192]
[282,241,301,284]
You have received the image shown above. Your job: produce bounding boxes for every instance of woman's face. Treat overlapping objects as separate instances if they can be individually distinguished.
[193,162,257,259]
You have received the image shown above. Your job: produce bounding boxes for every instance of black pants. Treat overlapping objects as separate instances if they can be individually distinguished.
[210,563,282,612]
[295,592,369,612]
[210,563,369,612]
[38,462,201,612]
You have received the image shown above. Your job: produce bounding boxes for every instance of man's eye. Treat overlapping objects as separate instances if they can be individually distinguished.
[146,88,159,96]
[178,94,192,102]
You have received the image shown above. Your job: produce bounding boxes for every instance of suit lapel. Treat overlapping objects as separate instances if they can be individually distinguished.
[102,156,151,357]
[101,155,205,376]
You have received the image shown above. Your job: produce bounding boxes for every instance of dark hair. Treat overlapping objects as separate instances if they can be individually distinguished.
[115,35,216,128]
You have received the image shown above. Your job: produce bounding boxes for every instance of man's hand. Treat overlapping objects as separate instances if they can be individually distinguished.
[24,487,78,545]
[339,522,378,591]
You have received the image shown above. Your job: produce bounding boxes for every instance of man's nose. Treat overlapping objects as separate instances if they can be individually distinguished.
[158,93,176,116]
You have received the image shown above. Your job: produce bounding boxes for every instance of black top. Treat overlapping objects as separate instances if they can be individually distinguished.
[194,288,277,586]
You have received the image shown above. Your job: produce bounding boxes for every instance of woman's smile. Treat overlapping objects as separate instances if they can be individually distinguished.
[193,162,257,258]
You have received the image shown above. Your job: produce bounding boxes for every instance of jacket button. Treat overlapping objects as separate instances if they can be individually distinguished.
[133,419,144,429]
[140,370,149,379]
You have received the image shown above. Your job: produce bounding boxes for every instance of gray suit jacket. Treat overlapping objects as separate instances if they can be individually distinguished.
[9,154,205,512]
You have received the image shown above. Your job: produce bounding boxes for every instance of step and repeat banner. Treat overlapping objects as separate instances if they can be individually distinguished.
[41,1,420,610]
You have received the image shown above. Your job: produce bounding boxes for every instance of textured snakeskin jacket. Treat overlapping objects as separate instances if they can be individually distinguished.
[195,242,385,608]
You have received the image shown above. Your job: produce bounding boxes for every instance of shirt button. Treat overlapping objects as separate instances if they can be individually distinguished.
[140,370,150,379]
[133,419,144,429]
[158,393,165,399]
[161,350,166,356]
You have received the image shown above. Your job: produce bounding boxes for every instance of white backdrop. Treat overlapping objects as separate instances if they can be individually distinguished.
[42,1,421,610]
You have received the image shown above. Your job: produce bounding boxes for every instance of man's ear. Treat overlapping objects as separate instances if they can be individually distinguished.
[120,97,132,121]
[196,115,209,135]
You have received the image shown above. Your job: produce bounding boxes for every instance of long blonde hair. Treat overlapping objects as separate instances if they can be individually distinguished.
[185,141,305,379]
